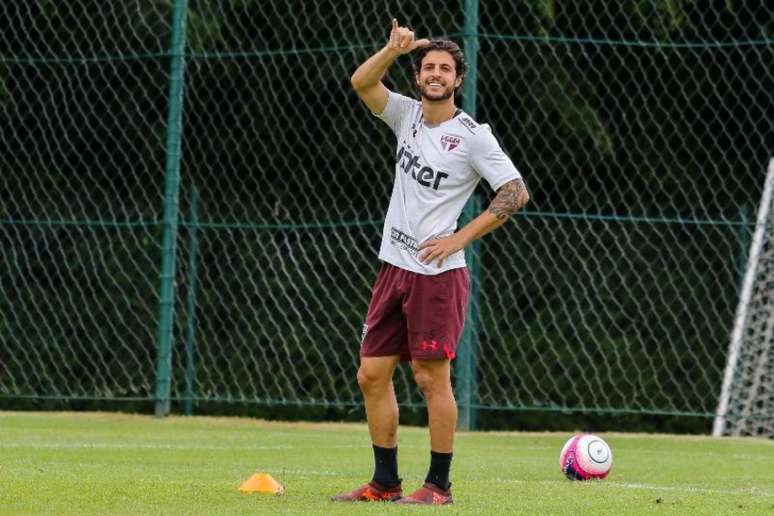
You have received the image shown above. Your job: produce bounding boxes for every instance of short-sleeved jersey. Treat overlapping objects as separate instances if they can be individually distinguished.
[374,90,521,275]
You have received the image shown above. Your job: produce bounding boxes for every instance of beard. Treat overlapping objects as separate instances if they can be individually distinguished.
[417,81,455,101]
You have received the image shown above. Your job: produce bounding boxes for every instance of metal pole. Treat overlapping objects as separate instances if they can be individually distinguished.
[457,196,482,431]
[154,0,189,417]
[456,0,480,431]
[183,186,200,416]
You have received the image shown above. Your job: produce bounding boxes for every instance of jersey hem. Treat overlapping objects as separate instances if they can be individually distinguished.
[378,255,468,276]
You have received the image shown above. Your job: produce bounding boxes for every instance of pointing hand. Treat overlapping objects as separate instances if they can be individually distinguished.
[387,18,430,55]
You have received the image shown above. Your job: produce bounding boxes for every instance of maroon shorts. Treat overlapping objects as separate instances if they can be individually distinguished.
[360,262,470,362]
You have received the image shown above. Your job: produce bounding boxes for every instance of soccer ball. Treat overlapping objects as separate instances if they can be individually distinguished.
[559,433,613,480]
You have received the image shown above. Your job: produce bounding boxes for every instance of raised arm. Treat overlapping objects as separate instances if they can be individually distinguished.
[418,179,530,267]
[350,18,429,114]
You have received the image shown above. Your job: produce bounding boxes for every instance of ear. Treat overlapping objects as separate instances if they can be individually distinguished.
[455,75,463,89]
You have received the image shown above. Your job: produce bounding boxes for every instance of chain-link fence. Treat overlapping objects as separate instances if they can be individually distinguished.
[1,1,772,432]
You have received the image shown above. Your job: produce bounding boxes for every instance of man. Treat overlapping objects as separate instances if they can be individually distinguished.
[332,19,529,505]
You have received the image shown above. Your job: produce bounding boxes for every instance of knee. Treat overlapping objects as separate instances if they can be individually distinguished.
[413,368,442,398]
[357,367,387,394]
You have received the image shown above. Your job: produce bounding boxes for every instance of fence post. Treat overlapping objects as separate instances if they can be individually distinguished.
[183,186,200,416]
[456,0,480,431]
[154,0,189,417]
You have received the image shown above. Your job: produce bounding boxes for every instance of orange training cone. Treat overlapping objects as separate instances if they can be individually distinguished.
[238,472,284,494]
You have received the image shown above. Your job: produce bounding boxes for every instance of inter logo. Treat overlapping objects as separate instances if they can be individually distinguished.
[395,145,449,190]
[440,134,461,152]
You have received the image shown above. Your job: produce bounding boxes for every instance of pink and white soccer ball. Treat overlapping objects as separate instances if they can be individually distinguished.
[559,434,613,480]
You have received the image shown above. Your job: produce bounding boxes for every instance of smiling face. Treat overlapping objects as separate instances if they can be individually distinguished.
[415,50,463,102]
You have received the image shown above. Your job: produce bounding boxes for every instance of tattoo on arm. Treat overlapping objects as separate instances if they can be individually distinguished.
[488,179,528,221]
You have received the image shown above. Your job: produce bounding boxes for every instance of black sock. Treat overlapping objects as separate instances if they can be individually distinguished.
[372,445,400,487]
[425,450,453,491]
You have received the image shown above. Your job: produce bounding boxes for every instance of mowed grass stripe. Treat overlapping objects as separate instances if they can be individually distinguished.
[2,412,773,515]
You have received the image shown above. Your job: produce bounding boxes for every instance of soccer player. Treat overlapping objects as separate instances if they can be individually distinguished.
[331,19,529,505]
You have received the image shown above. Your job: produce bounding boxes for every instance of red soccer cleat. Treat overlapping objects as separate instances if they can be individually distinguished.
[330,480,403,502]
[394,482,453,505]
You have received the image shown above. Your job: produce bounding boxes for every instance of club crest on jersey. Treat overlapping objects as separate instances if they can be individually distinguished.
[440,134,461,152]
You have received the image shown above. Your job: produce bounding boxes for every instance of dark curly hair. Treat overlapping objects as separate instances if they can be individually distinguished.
[412,40,468,98]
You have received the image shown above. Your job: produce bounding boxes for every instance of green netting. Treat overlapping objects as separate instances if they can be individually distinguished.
[1,1,772,430]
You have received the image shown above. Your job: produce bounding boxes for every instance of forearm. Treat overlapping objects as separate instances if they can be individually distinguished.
[417,179,529,267]
[456,179,530,245]
[455,210,509,247]
[350,46,401,90]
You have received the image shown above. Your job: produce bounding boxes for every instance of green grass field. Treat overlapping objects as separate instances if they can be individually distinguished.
[2,412,773,514]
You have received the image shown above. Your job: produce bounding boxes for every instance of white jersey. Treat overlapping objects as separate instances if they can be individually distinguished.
[374,90,521,275]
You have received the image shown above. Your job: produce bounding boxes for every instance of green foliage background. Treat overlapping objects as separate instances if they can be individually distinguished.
[1,1,773,433]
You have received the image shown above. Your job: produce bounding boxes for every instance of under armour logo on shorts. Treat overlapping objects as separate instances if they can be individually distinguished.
[421,340,438,351]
